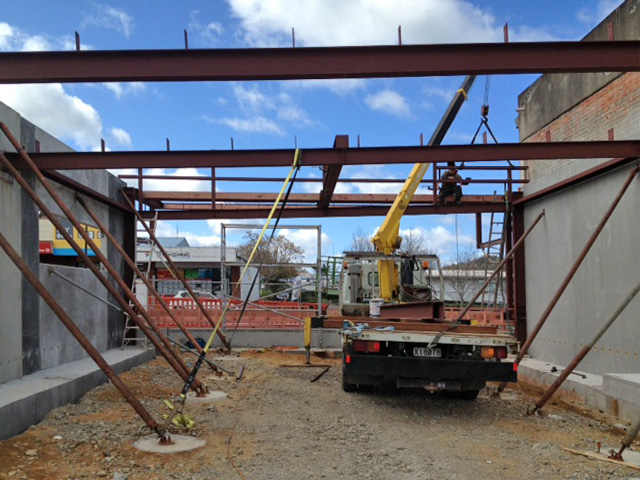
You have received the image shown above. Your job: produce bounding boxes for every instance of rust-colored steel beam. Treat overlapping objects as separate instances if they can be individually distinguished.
[11,141,640,170]
[142,191,512,204]
[514,157,639,205]
[121,192,231,350]
[77,195,221,374]
[0,229,162,436]
[530,276,640,415]
[319,135,348,209]
[44,170,131,213]
[0,122,205,393]
[0,41,638,84]
[144,200,509,220]
[497,165,639,394]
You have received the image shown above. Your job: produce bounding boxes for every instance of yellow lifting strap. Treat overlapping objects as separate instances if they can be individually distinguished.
[456,87,469,101]
[201,148,301,353]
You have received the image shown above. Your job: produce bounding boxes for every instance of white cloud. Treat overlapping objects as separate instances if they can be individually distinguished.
[233,84,273,113]
[229,0,506,47]
[577,0,623,27]
[82,3,134,38]
[103,82,147,99]
[399,225,475,261]
[108,128,132,148]
[0,23,13,50]
[0,84,102,151]
[365,89,412,118]
[218,116,286,135]
[110,167,212,192]
[280,228,332,263]
[213,84,317,135]
[189,10,225,46]
[286,79,367,96]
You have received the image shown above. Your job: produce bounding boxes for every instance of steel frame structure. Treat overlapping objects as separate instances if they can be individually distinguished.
[1,40,638,343]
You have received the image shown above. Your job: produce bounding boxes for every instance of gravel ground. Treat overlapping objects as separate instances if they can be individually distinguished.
[0,350,638,480]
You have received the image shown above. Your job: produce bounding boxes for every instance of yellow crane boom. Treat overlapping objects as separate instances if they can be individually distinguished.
[371,76,476,300]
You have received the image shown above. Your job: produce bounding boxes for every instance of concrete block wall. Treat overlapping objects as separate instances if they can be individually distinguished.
[516,0,640,377]
[0,100,132,384]
[0,162,23,384]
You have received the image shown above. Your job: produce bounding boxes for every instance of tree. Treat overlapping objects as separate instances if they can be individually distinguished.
[443,246,483,305]
[398,229,435,256]
[346,227,375,252]
[237,232,304,293]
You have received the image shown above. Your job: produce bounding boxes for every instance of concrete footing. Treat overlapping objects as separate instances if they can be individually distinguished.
[518,357,640,423]
[0,347,156,440]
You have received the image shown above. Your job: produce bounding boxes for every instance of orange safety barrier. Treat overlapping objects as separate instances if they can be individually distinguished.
[148,296,327,330]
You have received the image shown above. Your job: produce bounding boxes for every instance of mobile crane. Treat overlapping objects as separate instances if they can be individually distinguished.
[337,76,519,396]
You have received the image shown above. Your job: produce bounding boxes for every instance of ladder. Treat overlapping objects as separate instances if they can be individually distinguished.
[480,193,507,307]
[121,213,159,349]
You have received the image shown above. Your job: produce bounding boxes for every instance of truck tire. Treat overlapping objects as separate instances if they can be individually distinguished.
[342,376,357,392]
[457,389,480,400]
[444,389,480,400]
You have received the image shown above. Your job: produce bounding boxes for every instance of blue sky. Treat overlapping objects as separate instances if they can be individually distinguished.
[0,0,623,263]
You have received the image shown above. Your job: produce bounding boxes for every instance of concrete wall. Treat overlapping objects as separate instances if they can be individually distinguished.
[522,165,639,374]
[0,107,23,384]
[0,100,131,384]
[517,0,640,375]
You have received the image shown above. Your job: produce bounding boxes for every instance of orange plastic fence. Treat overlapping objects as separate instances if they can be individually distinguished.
[148,297,327,330]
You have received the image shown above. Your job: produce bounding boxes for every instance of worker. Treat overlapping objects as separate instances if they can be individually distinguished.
[438,162,468,204]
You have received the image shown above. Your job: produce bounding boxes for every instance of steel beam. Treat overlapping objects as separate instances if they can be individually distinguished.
[514,157,639,205]
[144,200,508,220]
[0,41,638,84]
[12,141,639,171]
[319,135,348,209]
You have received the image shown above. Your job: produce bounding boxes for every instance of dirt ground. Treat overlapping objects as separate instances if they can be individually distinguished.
[0,349,638,480]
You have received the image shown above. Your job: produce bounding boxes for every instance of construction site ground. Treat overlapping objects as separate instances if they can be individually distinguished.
[0,349,638,480]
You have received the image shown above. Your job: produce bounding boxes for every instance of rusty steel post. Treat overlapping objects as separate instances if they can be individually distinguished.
[77,195,221,374]
[0,124,204,393]
[611,411,640,460]
[121,192,231,350]
[455,210,545,322]
[497,165,639,394]
[529,276,640,415]
[0,229,163,436]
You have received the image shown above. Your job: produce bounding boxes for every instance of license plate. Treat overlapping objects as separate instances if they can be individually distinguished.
[413,347,442,358]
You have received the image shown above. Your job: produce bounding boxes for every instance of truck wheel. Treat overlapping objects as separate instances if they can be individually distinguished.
[342,377,357,392]
[444,389,479,400]
[457,389,480,400]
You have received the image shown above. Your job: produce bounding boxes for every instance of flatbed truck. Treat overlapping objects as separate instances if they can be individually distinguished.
[333,318,518,398]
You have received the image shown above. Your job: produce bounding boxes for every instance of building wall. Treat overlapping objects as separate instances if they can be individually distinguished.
[0,100,130,383]
[517,0,640,375]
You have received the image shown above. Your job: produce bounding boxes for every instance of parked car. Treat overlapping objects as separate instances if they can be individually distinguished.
[173,290,217,300]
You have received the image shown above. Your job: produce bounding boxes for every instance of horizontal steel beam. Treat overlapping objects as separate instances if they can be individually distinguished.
[143,200,508,220]
[12,141,640,170]
[148,192,506,204]
[1,41,638,84]
[515,157,639,205]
